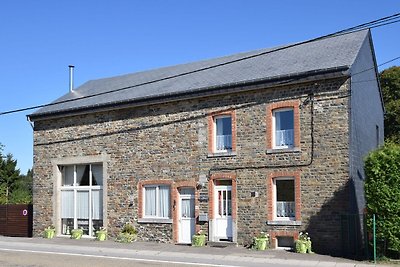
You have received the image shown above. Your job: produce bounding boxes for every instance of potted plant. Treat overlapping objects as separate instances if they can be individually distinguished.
[70,228,84,239]
[95,227,107,241]
[295,232,312,253]
[43,226,56,239]
[115,223,137,243]
[253,232,269,250]
[192,230,206,247]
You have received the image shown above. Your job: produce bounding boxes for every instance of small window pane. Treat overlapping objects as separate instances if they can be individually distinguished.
[62,166,74,186]
[91,164,103,186]
[145,187,156,216]
[181,199,195,218]
[158,186,170,218]
[77,165,90,186]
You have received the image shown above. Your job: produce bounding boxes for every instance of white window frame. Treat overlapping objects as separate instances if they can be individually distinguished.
[273,177,295,221]
[272,108,294,149]
[143,185,171,219]
[213,115,233,152]
[60,164,103,237]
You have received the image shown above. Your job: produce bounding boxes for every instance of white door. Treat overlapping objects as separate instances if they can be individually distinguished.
[214,185,232,241]
[178,188,195,244]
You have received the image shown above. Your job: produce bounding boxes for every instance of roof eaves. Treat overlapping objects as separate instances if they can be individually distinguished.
[28,65,350,121]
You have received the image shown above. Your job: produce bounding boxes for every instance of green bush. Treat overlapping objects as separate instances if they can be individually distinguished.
[365,142,400,255]
[115,223,137,243]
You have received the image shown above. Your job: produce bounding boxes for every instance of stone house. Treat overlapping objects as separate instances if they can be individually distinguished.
[28,29,383,255]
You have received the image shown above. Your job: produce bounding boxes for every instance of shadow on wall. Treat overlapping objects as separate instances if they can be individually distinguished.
[305,179,366,260]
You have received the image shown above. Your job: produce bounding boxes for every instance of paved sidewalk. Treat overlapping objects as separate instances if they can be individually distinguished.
[0,236,387,266]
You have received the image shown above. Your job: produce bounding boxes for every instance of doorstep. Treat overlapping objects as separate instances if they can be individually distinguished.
[207,241,238,248]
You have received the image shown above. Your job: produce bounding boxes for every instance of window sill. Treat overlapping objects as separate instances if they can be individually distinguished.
[138,218,173,224]
[267,220,301,226]
[207,151,237,158]
[266,147,301,154]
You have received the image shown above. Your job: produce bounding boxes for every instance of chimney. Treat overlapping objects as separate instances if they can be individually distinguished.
[69,65,74,93]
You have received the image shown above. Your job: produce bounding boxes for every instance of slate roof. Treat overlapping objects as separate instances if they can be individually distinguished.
[30,30,370,119]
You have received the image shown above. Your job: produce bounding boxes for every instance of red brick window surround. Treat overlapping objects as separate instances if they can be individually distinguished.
[267,171,301,223]
[208,110,237,155]
[138,180,173,222]
[270,230,299,249]
[266,100,300,150]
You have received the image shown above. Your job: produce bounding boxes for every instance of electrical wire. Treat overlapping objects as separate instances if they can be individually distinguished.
[1,13,400,117]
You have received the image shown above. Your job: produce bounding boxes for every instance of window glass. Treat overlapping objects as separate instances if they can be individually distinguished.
[274,109,294,147]
[62,166,74,186]
[215,116,232,151]
[145,186,156,216]
[91,164,103,186]
[77,165,90,186]
[181,198,195,218]
[144,185,170,218]
[275,179,295,218]
[158,186,170,218]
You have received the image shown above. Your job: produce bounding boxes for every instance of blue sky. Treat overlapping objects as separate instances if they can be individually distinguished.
[0,1,399,174]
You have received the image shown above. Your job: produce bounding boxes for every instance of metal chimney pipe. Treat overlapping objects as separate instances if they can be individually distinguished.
[69,65,74,93]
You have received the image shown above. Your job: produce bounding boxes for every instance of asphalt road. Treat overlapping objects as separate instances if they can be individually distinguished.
[0,237,381,267]
[0,250,201,267]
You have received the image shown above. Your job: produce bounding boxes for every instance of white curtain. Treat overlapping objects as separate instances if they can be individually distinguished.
[158,186,170,218]
[91,164,103,186]
[145,187,156,216]
[61,190,74,218]
[92,189,103,220]
[181,199,194,218]
[77,191,89,219]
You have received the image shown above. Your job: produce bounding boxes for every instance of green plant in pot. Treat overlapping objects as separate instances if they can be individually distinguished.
[70,228,84,239]
[43,226,56,239]
[253,232,269,250]
[96,227,107,241]
[115,223,137,243]
[192,230,206,247]
[295,232,312,253]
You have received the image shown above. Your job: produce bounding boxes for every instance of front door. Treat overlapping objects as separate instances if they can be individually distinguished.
[178,188,195,244]
[214,184,232,241]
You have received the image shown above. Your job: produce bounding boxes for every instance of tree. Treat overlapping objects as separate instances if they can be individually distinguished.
[380,66,400,143]
[0,154,21,204]
[9,169,32,204]
[364,142,400,256]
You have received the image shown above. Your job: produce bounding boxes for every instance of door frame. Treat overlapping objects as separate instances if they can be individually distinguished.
[208,173,237,242]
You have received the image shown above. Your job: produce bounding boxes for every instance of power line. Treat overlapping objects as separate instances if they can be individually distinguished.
[1,13,400,117]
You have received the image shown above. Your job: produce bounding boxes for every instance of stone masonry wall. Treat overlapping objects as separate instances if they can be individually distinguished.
[33,77,350,254]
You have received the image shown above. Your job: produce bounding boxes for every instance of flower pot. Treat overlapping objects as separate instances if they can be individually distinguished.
[296,241,307,253]
[96,230,107,241]
[254,237,268,250]
[192,235,206,247]
[71,229,83,239]
[43,228,55,239]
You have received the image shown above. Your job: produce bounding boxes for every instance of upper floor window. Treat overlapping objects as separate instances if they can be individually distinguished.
[208,110,236,155]
[273,108,294,149]
[266,100,300,151]
[215,116,232,152]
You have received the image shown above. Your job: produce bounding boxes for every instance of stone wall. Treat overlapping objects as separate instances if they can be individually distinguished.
[33,77,351,253]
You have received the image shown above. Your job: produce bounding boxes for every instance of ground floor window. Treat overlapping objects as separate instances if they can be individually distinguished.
[274,178,295,220]
[144,185,171,218]
[60,164,103,236]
